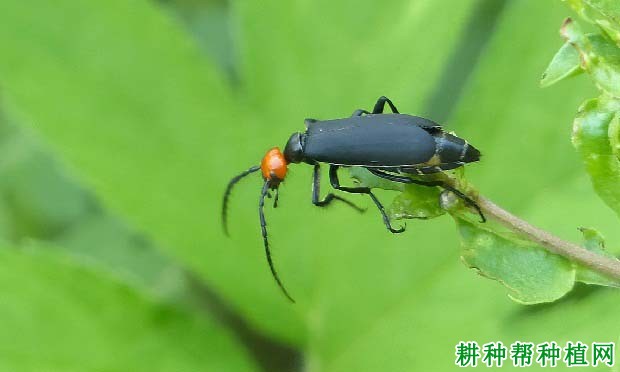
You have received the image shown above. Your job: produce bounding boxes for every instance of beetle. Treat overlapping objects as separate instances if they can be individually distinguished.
[222,96,484,302]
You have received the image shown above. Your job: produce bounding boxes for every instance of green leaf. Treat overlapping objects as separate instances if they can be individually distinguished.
[37,215,188,297]
[575,227,620,286]
[0,129,95,241]
[389,185,445,220]
[539,31,620,88]
[446,206,620,303]
[541,40,583,87]
[565,0,620,43]
[561,18,620,97]
[610,103,620,158]
[0,0,483,348]
[0,117,188,300]
[441,179,620,302]
[454,216,575,304]
[0,0,305,343]
[0,247,257,372]
[572,96,620,217]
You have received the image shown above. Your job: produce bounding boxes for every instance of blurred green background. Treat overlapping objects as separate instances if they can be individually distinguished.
[0,0,618,371]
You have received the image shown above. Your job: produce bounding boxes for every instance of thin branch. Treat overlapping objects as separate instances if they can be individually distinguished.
[476,195,620,280]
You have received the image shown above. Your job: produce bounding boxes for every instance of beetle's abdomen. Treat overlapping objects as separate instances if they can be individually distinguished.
[401,130,480,175]
[435,131,479,163]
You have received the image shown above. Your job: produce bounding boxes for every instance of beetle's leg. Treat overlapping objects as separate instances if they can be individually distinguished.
[312,164,365,212]
[367,168,432,184]
[328,165,373,193]
[351,109,370,117]
[367,192,406,233]
[372,96,399,114]
[328,165,404,233]
[366,168,486,223]
[273,187,279,208]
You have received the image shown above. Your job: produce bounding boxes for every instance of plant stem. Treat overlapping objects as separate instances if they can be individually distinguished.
[476,195,620,280]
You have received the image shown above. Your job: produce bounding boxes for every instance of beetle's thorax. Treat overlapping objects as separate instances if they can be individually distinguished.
[283,132,305,164]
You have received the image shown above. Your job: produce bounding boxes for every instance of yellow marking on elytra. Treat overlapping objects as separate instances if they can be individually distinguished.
[424,154,443,166]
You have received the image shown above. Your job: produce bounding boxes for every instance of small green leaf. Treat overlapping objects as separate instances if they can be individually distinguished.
[575,227,620,286]
[388,185,445,220]
[572,96,620,217]
[452,215,575,304]
[609,106,620,158]
[349,168,446,220]
[565,0,620,44]
[580,226,607,250]
[540,32,620,88]
[541,41,583,87]
[561,18,620,97]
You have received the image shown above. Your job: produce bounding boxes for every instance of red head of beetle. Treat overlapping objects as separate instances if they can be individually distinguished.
[261,147,288,185]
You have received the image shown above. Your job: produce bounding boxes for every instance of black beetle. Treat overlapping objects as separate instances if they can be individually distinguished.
[222,96,484,302]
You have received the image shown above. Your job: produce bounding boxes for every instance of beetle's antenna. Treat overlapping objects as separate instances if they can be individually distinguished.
[259,181,295,303]
[222,165,261,236]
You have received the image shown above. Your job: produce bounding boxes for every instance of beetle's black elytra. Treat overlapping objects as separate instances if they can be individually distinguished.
[222,96,484,302]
